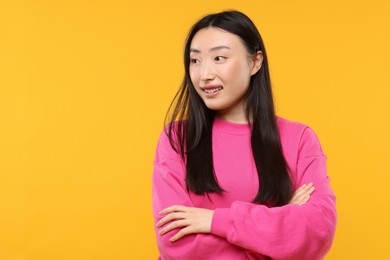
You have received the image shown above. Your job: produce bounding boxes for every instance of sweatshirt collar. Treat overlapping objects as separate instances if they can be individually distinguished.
[213,116,252,135]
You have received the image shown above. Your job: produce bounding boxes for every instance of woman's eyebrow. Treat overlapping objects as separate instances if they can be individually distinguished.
[210,45,230,52]
[190,45,230,53]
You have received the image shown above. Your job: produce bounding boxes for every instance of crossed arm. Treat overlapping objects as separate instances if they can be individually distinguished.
[157,183,316,242]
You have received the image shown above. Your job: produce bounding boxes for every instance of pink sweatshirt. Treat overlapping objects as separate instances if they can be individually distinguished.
[152,117,337,260]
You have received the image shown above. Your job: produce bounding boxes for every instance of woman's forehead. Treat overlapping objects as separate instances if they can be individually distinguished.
[190,27,244,52]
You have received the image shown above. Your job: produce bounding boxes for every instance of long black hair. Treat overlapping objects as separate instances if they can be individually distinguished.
[165,10,292,206]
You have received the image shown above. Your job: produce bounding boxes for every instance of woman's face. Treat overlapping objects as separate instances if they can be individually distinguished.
[189,27,262,122]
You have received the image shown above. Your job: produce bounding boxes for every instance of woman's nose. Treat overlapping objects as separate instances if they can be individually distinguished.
[200,62,215,81]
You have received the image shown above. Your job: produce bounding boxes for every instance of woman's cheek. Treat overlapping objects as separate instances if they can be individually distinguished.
[189,71,198,85]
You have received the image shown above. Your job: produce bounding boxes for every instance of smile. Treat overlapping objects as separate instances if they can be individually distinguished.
[203,87,223,94]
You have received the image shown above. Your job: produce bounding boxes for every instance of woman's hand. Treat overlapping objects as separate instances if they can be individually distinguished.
[157,205,214,242]
[289,183,315,205]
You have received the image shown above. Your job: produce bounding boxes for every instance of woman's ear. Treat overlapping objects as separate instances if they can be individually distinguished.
[250,51,263,76]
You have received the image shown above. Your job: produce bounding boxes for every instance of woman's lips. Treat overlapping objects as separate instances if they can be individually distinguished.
[200,85,224,96]
[203,86,223,93]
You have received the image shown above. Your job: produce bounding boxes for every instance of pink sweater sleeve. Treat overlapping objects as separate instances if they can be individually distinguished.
[152,131,244,259]
[210,127,337,259]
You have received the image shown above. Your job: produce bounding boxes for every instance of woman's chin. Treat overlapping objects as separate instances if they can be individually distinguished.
[204,103,225,112]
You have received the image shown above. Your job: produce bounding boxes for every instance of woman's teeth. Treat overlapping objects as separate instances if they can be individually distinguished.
[204,87,223,93]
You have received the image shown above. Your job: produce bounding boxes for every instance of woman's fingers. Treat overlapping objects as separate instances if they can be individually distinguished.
[170,226,193,242]
[157,211,185,227]
[295,183,313,196]
[157,205,191,227]
[159,205,187,215]
[298,194,311,205]
[289,183,315,205]
[159,219,188,235]
[156,206,214,242]
[296,184,315,199]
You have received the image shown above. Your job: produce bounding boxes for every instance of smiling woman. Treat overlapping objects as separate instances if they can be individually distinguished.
[189,28,262,122]
[152,10,336,260]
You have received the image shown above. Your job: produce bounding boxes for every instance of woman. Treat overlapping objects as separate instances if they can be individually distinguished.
[152,10,336,260]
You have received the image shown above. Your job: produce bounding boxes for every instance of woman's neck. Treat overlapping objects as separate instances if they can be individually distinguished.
[216,109,252,124]
[215,100,253,124]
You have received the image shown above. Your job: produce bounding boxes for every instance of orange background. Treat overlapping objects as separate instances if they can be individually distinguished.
[1,0,389,259]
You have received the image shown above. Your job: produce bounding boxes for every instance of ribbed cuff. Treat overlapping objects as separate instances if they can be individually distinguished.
[210,208,231,239]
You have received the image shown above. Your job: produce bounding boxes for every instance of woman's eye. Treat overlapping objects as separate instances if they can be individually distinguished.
[215,56,226,62]
[190,58,199,64]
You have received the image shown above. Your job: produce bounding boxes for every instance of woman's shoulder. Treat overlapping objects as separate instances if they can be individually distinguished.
[276,116,309,137]
[276,115,324,157]
[155,120,187,162]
